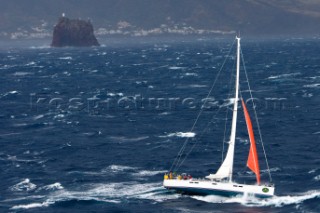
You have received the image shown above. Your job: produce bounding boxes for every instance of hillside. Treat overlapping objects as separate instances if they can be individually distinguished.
[1,0,320,39]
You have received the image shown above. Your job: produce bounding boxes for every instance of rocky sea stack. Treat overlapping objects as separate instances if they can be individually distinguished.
[51,17,99,47]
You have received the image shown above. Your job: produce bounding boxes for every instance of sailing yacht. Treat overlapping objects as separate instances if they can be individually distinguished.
[163,37,275,198]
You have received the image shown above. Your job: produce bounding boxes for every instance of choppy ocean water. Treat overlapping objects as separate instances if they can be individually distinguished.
[0,36,319,212]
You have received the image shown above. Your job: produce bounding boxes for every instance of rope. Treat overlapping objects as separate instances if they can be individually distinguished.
[170,39,236,172]
[175,106,223,170]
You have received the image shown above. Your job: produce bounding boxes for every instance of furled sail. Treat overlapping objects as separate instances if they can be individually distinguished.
[241,100,261,184]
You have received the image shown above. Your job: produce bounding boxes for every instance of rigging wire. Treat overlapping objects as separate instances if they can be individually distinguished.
[240,48,273,183]
[183,53,237,167]
[170,39,236,172]
[175,106,223,170]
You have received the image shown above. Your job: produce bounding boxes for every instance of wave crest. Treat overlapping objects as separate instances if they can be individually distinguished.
[10,179,37,192]
[160,132,196,138]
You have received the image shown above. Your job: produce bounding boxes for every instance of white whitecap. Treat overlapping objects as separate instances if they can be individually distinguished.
[29,45,51,49]
[220,98,235,107]
[265,98,287,101]
[174,132,195,138]
[169,66,186,70]
[261,167,281,173]
[302,93,313,98]
[109,136,149,142]
[40,183,64,191]
[185,73,198,76]
[13,72,33,76]
[33,114,44,120]
[314,175,320,181]
[59,56,73,60]
[25,61,36,66]
[10,179,37,192]
[267,72,301,80]
[189,84,208,88]
[308,169,317,173]
[236,137,249,145]
[159,111,171,116]
[53,114,65,119]
[161,132,196,138]
[107,92,124,97]
[11,201,53,210]
[133,170,167,177]
[135,81,148,85]
[4,91,19,96]
[308,76,320,80]
[106,165,137,173]
[303,83,320,88]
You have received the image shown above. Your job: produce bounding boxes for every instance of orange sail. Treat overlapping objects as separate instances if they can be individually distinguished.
[241,100,261,184]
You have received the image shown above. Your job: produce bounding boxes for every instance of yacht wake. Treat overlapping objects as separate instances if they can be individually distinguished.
[10,182,177,210]
[191,190,320,207]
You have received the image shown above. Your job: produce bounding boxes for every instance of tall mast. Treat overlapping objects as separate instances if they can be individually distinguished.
[207,37,240,181]
[227,36,241,181]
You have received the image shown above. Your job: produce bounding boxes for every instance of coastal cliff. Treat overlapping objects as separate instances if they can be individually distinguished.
[51,17,99,47]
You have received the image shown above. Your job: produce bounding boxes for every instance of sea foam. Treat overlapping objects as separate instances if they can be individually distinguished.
[10,179,37,192]
[161,132,196,138]
[11,182,177,210]
[192,190,320,207]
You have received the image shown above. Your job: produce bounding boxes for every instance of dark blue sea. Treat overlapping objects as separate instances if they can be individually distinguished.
[0,36,319,212]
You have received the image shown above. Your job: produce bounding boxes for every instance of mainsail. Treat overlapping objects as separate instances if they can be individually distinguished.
[206,37,241,181]
[241,100,261,184]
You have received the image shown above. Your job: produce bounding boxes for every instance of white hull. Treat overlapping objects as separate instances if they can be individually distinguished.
[163,179,274,198]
